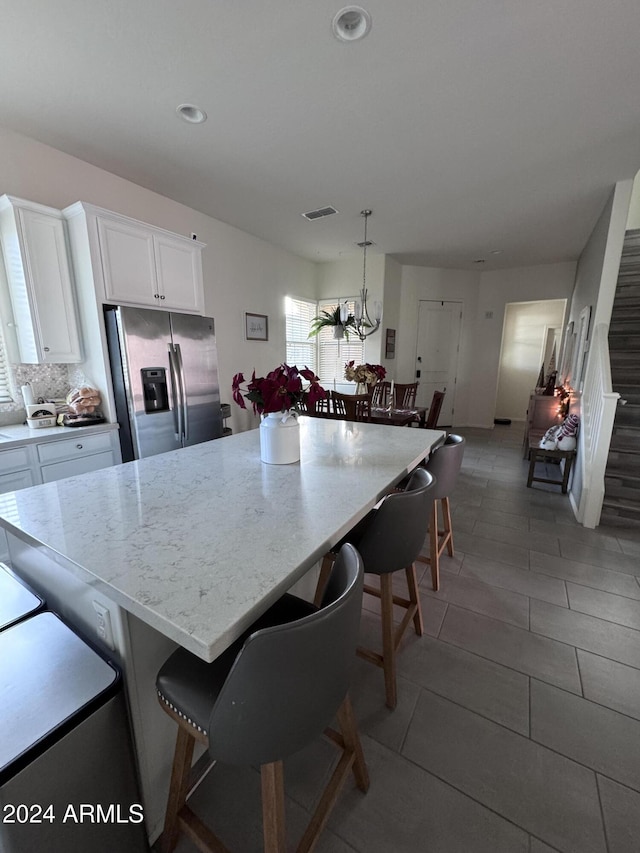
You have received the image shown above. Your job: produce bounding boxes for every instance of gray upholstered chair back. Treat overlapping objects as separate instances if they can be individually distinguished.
[207,543,363,766]
[352,467,435,576]
[424,434,465,500]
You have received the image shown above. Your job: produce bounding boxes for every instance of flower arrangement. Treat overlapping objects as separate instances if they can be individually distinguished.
[344,361,386,386]
[232,364,327,415]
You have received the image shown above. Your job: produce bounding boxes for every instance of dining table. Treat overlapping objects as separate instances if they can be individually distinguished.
[370,406,428,427]
[0,416,445,843]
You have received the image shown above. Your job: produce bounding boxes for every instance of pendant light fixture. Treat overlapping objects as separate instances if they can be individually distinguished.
[353,209,382,341]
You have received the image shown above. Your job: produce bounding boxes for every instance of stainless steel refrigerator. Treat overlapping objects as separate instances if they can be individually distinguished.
[104,305,223,462]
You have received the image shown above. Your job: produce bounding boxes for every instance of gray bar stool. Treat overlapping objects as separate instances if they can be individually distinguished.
[0,561,44,631]
[315,469,435,707]
[156,543,368,853]
[417,434,466,590]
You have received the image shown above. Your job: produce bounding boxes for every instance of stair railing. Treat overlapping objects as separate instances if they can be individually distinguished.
[578,322,620,527]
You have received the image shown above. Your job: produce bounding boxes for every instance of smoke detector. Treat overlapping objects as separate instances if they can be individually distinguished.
[331,6,372,42]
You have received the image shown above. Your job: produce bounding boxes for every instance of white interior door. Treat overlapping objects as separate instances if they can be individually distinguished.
[415,301,462,426]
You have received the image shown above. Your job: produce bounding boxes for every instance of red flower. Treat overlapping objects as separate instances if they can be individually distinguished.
[232,364,327,415]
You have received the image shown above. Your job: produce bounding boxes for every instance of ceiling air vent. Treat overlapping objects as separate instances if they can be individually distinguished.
[302,206,339,221]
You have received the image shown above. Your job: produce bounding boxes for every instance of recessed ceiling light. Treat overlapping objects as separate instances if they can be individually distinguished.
[473,258,486,264]
[332,6,372,42]
[490,250,503,255]
[176,104,207,124]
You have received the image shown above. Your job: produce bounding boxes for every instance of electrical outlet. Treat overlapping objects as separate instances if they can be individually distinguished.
[93,600,115,650]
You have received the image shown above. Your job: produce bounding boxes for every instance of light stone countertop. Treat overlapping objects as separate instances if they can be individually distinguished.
[0,421,119,448]
[0,418,444,661]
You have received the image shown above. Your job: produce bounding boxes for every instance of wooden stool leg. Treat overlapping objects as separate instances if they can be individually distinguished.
[313,554,335,607]
[442,496,454,557]
[261,761,286,853]
[429,500,439,591]
[527,449,537,488]
[405,563,424,636]
[336,694,369,793]
[380,573,397,709]
[162,725,196,853]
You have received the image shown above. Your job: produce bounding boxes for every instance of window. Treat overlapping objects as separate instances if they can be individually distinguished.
[316,299,364,383]
[285,296,317,373]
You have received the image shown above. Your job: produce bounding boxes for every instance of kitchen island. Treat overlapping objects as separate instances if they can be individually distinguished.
[0,417,444,841]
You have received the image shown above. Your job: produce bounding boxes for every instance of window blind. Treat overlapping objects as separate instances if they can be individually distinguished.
[285,296,317,374]
[317,300,364,383]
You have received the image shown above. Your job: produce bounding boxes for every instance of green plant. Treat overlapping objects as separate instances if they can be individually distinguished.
[308,305,356,340]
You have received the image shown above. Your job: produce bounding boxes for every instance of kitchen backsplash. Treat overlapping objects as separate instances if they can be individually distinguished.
[0,363,72,424]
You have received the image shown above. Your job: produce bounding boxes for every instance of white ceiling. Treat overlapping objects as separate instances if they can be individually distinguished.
[2,0,640,270]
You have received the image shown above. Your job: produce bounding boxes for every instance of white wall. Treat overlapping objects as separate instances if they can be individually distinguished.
[0,127,318,433]
[470,263,576,427]
[626,170,640,230]
[495,299,567,421]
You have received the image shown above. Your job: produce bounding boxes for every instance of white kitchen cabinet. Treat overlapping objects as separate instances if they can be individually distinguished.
[66,203,205,314]
[0,427,121,495]
[0,196,82,363]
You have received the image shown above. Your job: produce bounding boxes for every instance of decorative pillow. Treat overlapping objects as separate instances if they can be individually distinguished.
[540,425,561,449]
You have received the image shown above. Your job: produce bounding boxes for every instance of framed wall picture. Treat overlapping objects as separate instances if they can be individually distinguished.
[572,305,591,390]
[385,328,396,359]
[245,312,268,341]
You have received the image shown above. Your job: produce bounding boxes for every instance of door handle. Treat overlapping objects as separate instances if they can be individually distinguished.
[174,343,189,443]
[168,343,182,440]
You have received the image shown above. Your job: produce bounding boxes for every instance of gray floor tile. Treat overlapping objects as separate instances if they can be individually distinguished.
[452,504,530,531]
[403,690,606,853]
[348,657,421,753]
[530,517,623,552]
[420,572,530,628]
[616,536,640,558]
[597,775,640,853]
[530,679,640,792]
[360,582,448,639]
[530,550,640,599]
[455,530,530,570]
[530,840,561,853]
[439,605,582,693]
[474,520,561,557]
[481,496,557,522]
[331,736,529,853]
[398,634,529,734]
[460,553,568,607]
[558,539,640,576]
[567,582,640,629]
[577,650,640,721]
[530,599,640,670]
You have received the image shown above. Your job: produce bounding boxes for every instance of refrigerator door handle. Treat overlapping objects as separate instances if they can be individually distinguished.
[174,343,189,442]
[168,343,183,440]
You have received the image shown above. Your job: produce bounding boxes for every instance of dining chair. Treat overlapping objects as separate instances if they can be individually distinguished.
[417,434,465,591]
[424,390,445,429]
[371,381,391,408]
[331,390,372,422]
[156,543,368,853]
[393,382,418,409]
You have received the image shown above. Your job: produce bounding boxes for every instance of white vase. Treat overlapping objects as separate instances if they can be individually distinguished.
[260,411,300,464]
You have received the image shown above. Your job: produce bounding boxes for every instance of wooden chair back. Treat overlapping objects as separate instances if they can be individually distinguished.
[331,391,372,422]
[425,390,445,429]
[393,382,418,408]
[371,381,391,408]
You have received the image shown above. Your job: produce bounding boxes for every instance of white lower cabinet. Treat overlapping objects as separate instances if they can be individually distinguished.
[0,428,120,494]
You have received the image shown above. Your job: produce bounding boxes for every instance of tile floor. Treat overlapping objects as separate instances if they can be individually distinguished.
[168,425,640,853]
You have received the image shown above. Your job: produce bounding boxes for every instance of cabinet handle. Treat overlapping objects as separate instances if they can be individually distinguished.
[160,294,165,300]
[43,346,50,352]
[154,293,160,299]
[76,444,83,450]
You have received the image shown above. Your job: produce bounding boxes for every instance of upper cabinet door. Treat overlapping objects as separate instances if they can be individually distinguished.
[153,233,204,314]
[0,196,82,363]
[98,217,159,307]
[97,215,204,314]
